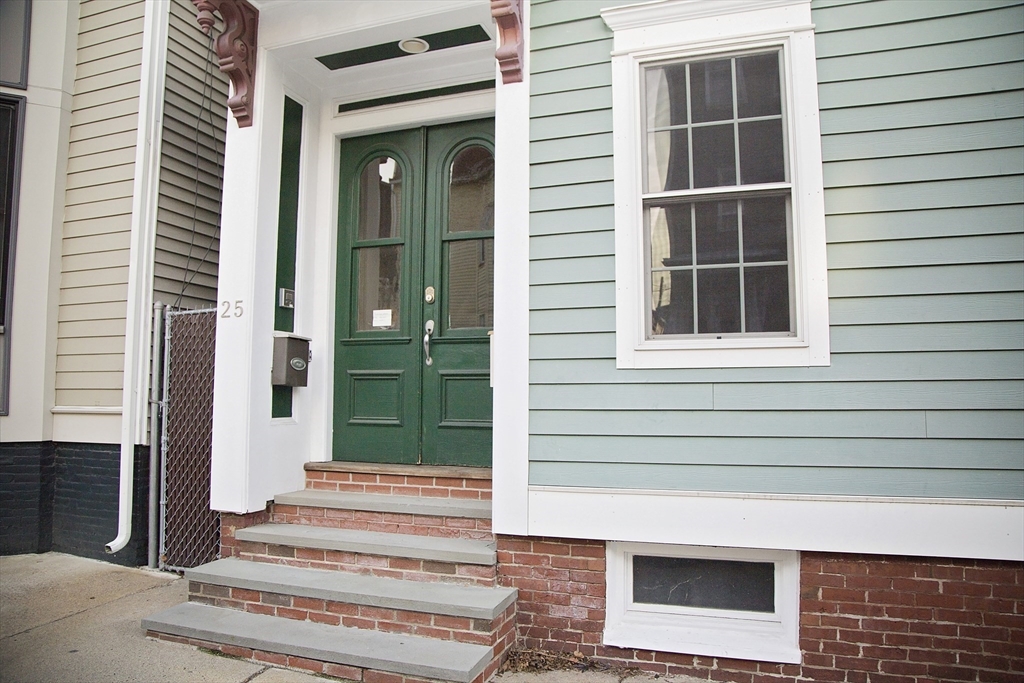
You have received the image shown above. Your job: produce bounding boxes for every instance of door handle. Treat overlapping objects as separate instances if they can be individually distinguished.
[423,319,435,366]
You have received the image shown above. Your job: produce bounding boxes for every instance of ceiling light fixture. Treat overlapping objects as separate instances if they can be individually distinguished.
[398,38,430,54]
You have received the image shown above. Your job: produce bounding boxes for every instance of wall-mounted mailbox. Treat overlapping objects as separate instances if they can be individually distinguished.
[272,332,311,387]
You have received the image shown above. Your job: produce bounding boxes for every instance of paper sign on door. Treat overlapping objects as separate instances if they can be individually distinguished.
[372,309,393,328]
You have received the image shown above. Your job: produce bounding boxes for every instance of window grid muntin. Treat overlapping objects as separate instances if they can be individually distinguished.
[641,48,794,340]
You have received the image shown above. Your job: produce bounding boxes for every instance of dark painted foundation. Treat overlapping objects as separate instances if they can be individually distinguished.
[0,441,149,566]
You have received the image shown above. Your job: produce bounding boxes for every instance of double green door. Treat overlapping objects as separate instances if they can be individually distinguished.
[333,120,494,467]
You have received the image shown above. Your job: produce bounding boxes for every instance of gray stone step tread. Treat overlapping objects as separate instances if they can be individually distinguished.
[275,489,491,520]
[188,558,515,620]
[235,523,496,565]
[143,602,490,683]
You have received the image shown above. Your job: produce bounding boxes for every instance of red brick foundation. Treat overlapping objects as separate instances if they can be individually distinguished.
[305,467,492,501]
[496,536,1024,683]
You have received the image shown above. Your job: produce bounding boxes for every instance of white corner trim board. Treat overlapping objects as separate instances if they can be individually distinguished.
[527,486,1024,562]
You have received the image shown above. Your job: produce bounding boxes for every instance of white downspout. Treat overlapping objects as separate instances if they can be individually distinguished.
[106,0,171,555]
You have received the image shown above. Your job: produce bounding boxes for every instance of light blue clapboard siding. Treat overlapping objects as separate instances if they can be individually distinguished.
[529,352,1024,384]
[822,148,1024,188]
[813,4,1024,57]
[529,435,1023,470]
[826,205,1024,242]
[531,230,614,258]
[828,263,1024,297]
[829,293,1024,325]
[827,234,1024,269]
[531,63,612,96]
[816,33,1024,83]
[525,0,1024,499]
[531,155,614,187]
[531,133,613,164]
[531,206,615,236]
[821,120,1024,162]
[819,92,1024,135]
[528,461,1023,500]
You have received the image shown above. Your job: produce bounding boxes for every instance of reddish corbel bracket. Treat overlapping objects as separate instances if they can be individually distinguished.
[192,0,259,127]
[491,0,524,84]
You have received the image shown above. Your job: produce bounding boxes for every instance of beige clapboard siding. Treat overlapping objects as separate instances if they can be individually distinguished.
[153,0,228,309]
[56,0,146,407]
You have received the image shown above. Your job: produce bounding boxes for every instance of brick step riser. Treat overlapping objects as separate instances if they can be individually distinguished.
[188,582,515,648]
[231,541,498,587]
[148,631,505,683]
[306,472,492,500]
[270,504,493,541]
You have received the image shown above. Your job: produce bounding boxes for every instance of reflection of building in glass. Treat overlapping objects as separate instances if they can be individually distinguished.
[357,157,403,330]
[447,146,494,329]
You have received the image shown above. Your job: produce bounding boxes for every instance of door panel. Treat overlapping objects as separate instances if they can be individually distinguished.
[333,121,494,466]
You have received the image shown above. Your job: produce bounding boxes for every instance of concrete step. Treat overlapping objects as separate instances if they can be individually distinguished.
[188,557,516,620]
[276,489,491,519]
[143,602,491,683]
[235,523,496,565]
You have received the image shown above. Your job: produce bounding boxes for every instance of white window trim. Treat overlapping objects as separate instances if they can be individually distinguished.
[605,541,801,664]
[604,0,829,368]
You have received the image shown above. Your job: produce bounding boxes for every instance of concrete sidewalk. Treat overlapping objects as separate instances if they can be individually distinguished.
[0,553,652,683]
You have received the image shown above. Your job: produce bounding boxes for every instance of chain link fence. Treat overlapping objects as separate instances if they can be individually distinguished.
[159,308,219,571]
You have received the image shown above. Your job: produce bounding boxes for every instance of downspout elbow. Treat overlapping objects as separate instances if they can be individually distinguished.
[105,440,135,554]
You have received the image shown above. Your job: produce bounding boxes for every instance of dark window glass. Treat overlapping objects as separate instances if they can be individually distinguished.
[742,196,788,263]
[696,268,740,333]
[648,130,690,192]
[650,205,692,268]
[652,270,693,335]
[448,145,494,233]
[745,265,790,332]
[692,124,735,188]
[739,119,785,184]
[689,59,733,123]
[736,52,781,118]
[0,0,31,89]
[695,201,738,265]
[358,156,402,240]
[634,555,775,613]
[355,245,401,331]
[447,238,493,328]
[646,63,688,128]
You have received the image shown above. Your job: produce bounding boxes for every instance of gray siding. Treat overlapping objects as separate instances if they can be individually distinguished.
[526,0,1024,499]
[56,0,147,407]
[153,0,227,309]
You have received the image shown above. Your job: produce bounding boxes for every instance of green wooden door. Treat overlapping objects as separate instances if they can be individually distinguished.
[333,120,494,466]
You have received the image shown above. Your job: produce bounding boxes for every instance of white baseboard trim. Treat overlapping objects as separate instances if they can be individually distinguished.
[527,486,1024,561]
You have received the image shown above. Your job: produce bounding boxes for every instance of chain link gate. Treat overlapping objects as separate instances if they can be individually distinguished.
[159,308,219,571]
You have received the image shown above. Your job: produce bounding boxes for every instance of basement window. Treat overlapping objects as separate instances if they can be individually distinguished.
[605,543,800,663]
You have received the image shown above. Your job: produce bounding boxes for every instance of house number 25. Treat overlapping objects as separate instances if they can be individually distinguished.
[220,300,244,318]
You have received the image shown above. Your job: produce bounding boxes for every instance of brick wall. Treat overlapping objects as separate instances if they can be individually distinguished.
[496,537,1024,683]
[51,442,148,566]
[0,441,55,554]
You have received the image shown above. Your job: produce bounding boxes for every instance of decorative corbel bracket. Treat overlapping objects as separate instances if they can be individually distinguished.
[192,0,259,127]
[491,0,524,84]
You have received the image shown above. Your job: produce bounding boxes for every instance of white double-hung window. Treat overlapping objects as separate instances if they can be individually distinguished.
[604,0,830,369]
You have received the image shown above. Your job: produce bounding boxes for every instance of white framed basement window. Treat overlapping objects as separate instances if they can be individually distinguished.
[605,542,801,664]
[603,0,830,369]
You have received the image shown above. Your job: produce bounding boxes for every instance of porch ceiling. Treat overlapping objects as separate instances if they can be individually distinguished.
[249,0,496,105]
